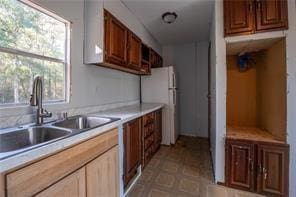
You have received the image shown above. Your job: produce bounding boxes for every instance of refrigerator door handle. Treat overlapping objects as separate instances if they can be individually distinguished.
[173,90,176,105]
[172,73,176,88]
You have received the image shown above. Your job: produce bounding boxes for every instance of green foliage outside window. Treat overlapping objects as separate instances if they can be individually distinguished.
[0,0,69,105]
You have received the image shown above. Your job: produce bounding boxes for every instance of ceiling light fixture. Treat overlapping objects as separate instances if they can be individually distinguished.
[162,12,177,24]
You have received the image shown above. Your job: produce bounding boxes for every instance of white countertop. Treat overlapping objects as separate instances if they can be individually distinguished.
[0,103,164,173]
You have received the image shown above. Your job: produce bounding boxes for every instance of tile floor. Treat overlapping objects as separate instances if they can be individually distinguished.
[127,136,265,197]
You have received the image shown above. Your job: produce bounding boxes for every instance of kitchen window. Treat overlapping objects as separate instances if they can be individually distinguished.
[0,0,70,106]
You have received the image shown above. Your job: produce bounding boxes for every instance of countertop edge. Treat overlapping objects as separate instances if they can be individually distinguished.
[0,103,164,173]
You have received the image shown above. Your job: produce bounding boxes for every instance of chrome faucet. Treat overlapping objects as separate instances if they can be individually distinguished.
[30,75,52,125]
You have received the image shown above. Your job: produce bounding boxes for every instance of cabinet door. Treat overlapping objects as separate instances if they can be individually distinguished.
[257,144,289,196]
[36,168,86,197]
[104,11,127,67]
[154,110,162,150]
[256,0,288,31]
[226,140,255,191]
[127,31,141,70]
[124,118,141,186]
[86,146,119,197]
[224,0,255,36]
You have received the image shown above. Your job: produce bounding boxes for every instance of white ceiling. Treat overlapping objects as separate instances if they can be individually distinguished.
[121,0,214,46]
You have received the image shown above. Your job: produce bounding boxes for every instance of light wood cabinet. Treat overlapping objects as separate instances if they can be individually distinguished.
[225,139,289,196]
[224,0,288,37]
[86,146,120,197]
[35,168,86,197]
[4,129,119,197]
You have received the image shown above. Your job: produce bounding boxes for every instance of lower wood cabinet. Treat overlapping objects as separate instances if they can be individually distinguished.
[4,129,119,197]
[123,109,162,186]
[257,144,289,196]
[154,110,162,151]
[123,118,141,187]
[142,110,162,168]
[36,167,86,197]
[225,139,289,197]
[86,146,119,197]
[226,140,255,192]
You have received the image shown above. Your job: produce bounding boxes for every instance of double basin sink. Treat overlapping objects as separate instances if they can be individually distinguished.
[0,115,119,157]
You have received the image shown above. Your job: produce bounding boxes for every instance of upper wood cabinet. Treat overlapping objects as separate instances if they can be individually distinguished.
[127,31,142,70]
[256,0,288,32]
[124,118,141,187]
[84,2,162,75]
[224,0,288,36]
[224,0,255,35]
[150,49,163,68]
[104,11,127,67]
[257,144,289,196]
[141,43,151,74]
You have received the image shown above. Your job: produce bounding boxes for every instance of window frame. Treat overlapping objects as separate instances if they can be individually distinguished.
[0,0,71,107]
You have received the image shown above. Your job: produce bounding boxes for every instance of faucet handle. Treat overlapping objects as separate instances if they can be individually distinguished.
[43,109,52,118]
[63,112,68,119]
[57,112,68,120]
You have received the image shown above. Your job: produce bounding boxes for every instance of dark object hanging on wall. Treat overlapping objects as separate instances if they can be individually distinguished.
[237,53,256,72]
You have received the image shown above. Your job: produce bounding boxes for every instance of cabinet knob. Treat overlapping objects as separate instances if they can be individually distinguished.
[263,167,267,180]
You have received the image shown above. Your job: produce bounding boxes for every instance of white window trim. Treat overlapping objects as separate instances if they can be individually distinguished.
[0,0,71,108]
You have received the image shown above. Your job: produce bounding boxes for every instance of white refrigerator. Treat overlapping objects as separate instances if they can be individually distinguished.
[141,66,178,145]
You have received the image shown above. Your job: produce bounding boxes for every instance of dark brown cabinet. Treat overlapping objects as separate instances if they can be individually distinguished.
[127,31,141,70]
[154,110,162,151]
[224,0,288,36]
[150,49,163,68]
[104,11,127,67]
[141,110,162,168]
[226,140,255,191]
[225,139,289,196]
[141,43,151,75]
[102,10,162,75]
[257,144,289,196]
[123,109,162,186]
[123,118,141,187]
[224,0,255,36]
[256,0,288,32]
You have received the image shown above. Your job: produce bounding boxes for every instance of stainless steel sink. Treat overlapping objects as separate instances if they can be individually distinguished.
[52,115,117,130]
[0,126,72,153]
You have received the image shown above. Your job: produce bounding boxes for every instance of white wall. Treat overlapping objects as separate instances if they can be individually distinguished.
[162,42,209,138]
[209,9,217,177]
[212,1,296,196]
[0,0,161,124]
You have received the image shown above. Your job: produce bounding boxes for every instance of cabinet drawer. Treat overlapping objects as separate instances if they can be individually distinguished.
[143,124,154,138]
[6,129,118,197]
[143,113,154,126]
[144,134,154,151]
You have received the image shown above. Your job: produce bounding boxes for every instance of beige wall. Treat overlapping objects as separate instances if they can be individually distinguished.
[226,39,286,141]
[257,39,287,141]
[227,55,258,126]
